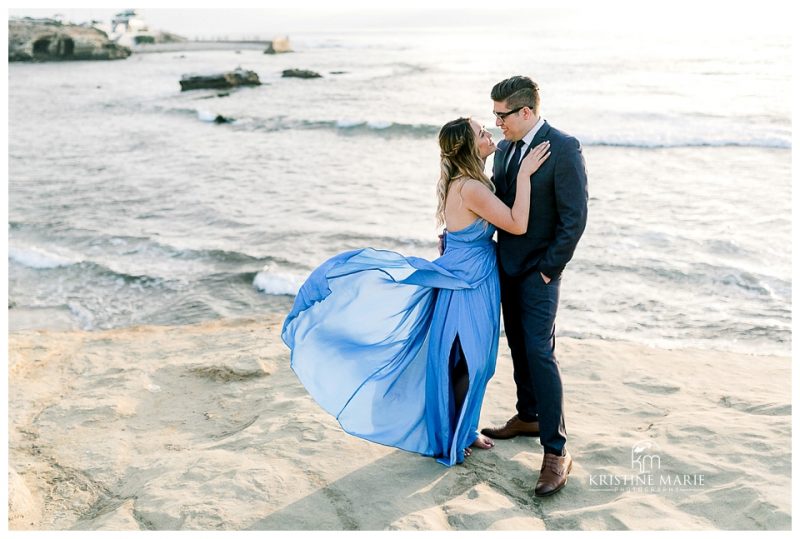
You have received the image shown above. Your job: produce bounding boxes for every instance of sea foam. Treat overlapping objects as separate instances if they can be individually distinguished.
[9,246,75,269]
[253,267,307,296]
[197,109,218,122]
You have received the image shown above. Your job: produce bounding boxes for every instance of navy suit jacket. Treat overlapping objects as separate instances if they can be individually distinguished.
[492,120,588,278]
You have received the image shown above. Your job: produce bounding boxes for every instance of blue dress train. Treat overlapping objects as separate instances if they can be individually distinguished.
[281,218,500,466]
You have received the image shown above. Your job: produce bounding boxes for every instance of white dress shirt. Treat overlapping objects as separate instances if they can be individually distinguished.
[506,116,546,170]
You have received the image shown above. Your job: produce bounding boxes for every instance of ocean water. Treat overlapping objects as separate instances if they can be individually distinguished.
[7,24,791,356]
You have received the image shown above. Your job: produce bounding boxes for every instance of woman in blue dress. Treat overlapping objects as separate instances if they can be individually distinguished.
[282,117,550,466]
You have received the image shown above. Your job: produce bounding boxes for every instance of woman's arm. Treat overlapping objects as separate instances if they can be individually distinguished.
[461,141,550,235]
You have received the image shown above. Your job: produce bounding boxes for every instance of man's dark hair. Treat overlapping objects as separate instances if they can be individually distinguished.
[491,76,540,115]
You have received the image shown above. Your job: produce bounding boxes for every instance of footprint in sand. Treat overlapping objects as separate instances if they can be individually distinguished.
[718,395,790,416]
[300,426,325,442]
[623,378,681,394]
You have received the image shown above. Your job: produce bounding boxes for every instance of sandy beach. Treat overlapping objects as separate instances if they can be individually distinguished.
[7,314,791,531]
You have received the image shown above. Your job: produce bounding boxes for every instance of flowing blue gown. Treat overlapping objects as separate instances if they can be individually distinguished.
[281,218,500,466]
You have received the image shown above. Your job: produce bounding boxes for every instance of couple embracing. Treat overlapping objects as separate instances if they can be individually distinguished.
[282,75,588,497]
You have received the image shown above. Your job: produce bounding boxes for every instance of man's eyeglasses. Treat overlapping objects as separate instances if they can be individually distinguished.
[493,107,525,121]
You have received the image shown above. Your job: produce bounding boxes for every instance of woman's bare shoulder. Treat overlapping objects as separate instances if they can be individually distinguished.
[459,177,492,197]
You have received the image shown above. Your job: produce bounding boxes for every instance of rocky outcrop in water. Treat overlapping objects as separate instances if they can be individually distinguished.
[282,69,322,79]
[9,18,131,62]
[179,68,261,91]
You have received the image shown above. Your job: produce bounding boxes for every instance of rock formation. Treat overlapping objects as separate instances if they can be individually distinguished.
[179,68,261,91]
[9,18,131,62]
[281,69,322,79]
[264,36,292,54]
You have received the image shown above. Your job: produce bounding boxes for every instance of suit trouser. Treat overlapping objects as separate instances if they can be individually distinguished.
[500,267,567,455]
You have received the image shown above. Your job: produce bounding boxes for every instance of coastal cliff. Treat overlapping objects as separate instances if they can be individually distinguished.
[9,18,131,62]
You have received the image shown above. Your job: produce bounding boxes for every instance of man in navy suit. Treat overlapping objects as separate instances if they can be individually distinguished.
[481,76,588,497]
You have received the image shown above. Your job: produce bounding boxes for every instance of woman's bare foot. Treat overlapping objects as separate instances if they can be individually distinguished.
[464,434,495,457]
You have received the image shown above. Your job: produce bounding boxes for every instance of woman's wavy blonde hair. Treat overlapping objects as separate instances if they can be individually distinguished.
[436,117,494,227]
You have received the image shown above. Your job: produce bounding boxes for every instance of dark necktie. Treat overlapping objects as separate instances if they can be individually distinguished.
[505,139,526,183]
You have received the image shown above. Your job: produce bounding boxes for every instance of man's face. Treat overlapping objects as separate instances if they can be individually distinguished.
[493,100,528,141]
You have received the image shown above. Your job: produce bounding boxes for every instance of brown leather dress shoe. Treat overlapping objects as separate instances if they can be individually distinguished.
[534,450,573,497]
[480,414,540,439]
